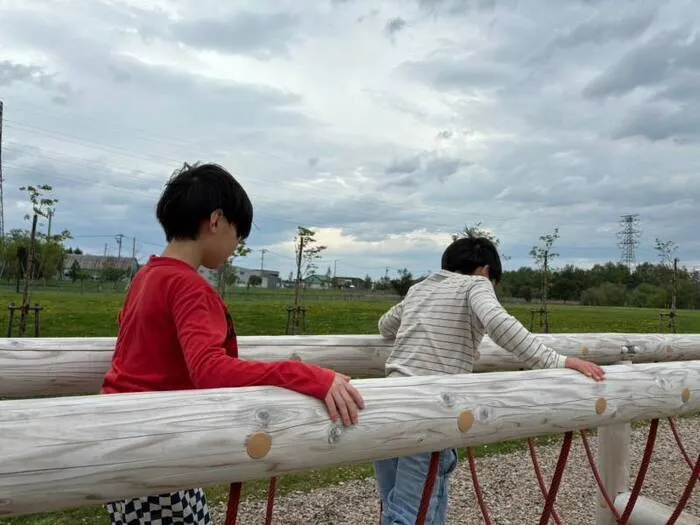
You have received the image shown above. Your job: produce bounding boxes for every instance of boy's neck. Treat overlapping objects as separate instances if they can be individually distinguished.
[161,240,204,269]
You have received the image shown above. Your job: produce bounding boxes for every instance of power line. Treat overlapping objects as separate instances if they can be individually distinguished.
[617,214,641,273]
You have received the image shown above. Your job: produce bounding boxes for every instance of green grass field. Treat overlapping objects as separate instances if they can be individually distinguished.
[1,287,699,525]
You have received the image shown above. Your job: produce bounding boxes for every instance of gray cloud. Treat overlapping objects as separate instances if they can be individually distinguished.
[583,26,700,99]
[0,60,72,98]
[385,17,407,37]
[383,152,464,188]
[386,155,421,175]
[613,104,700,143]
[553,10,656,49]
[170,11,300,58]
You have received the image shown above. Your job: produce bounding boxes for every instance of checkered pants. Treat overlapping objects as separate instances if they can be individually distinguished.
[106,488,212,525]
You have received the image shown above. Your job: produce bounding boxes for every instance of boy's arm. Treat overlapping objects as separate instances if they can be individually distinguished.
[378,302,403,339]
[172,281,335,399]
[468,278,567,369]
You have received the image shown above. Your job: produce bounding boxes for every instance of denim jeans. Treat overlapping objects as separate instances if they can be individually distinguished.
[374,448,458,525]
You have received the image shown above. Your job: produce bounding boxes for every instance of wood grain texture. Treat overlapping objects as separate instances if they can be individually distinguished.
[0,361,698,517]
[614,493,699,525]
[596,360,632,525]
[1,333,700,397]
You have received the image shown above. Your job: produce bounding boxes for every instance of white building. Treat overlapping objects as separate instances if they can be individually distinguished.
[236,267,281,288]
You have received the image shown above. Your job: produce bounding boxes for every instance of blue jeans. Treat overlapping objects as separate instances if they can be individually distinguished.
[374,449,458,525]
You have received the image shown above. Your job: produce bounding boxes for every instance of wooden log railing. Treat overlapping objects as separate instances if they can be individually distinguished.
[1,333,700,398]
[0,360,698,518]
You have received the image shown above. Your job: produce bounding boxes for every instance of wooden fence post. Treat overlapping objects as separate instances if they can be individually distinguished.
[595,359,632,525]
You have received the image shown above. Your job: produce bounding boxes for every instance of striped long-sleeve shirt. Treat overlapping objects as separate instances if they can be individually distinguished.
[378,270,567,377]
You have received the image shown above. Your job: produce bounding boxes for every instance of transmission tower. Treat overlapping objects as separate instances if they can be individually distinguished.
[617,214,641,272]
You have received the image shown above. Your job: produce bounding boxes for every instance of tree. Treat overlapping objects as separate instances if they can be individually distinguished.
[529,227,559,333]
[68,260,81,283]
[17,184,60,336]
[654,238,678,267]
[293,226,326,299]
[654,238,679,331]
[294,227,326,283]
[390,268,415,297]
[288,226,327,334]
[248,275,262,288]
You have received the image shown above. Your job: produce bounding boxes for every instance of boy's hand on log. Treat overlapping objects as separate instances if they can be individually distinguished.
[324,373,365,426]
[565,357,606,381]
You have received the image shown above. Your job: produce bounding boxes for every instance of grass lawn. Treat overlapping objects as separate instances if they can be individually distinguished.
[1,287,699,524]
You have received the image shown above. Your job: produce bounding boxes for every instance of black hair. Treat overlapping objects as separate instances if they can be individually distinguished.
[441,236,503,283]
[156,162,253,242]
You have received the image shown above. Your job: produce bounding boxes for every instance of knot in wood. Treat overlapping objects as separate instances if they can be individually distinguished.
[290,352,302,362]
[621,344,637,355]
[653,375,670,389]
[476,406,491,421]
[256,409,270,426]
[440,392,455,407]
[328,425,343,444]
[580,346,589,356]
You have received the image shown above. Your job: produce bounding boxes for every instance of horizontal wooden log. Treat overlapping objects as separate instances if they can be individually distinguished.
[0,361,698,517]
[614,493,699,525]
[0,333,699,397]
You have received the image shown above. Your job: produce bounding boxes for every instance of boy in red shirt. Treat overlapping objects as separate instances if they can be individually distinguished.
[102,162,364,525]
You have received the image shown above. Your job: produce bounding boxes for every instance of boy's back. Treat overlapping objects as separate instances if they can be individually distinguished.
[103,256,231,394]
[379,269,567,379]
[379,271,486,378]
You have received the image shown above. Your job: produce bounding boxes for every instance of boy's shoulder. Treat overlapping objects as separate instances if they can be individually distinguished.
[133,256,216,295]
[416,270,490,289]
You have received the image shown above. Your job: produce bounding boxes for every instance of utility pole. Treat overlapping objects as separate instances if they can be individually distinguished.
[131,236,136,258]
[115,233,124,259]
[46,210,53,238]
[103,243,108,256]
[260,248,267,273]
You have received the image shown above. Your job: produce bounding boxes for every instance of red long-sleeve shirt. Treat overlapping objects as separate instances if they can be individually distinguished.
[101,256,335,399]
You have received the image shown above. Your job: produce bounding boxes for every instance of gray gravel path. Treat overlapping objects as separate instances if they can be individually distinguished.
[211,416,699,524]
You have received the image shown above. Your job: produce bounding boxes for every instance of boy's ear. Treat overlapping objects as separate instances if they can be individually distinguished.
[208,209,223,231]
[474,265,490,279]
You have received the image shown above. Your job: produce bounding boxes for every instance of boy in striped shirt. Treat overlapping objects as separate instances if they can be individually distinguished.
[374,236,604,524]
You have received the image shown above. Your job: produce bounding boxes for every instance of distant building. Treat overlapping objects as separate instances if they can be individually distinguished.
[198,266,219,288]
[333,276,366,289]
[303,274,332,289]
[235,267,281,288]
[62,254,139,280]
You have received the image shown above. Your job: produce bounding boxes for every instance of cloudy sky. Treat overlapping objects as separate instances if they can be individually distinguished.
[1,0,699,279]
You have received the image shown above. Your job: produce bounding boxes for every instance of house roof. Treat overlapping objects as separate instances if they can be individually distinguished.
[304,274,330,282]
[235,266,280,277]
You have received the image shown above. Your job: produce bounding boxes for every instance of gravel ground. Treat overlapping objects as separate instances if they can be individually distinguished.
[211,416,699,524]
